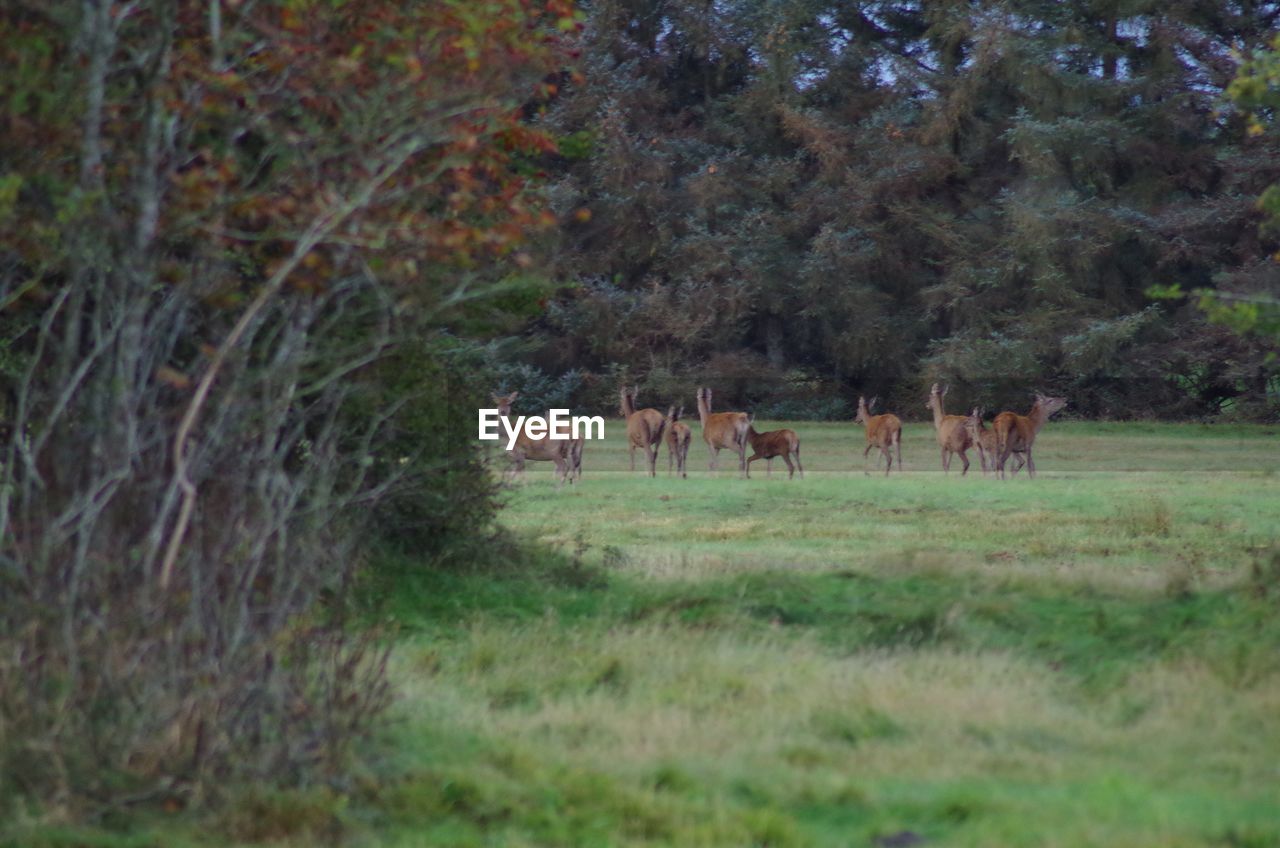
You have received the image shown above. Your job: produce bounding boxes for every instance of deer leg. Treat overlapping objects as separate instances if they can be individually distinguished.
[883,446,892,476]
[895,437,902,472]
[1026,448,1036,478]
[647,444,658,477]
[941,448,950,473]
[506,451,526,485]
[998,441,1012,480]
[793,448,803,479]
[630,444,637,472]
[959,449,970,476]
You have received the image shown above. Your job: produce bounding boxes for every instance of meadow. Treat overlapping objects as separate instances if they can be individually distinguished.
[12,421,1280,847]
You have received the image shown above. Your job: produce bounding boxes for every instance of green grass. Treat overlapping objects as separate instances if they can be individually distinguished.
[9,422,1280,846]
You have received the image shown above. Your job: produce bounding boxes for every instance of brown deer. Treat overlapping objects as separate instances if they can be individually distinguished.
[492,391,575,485]
[745,416,804,479]
[966,407,1022,476]
[993,393,1068,479]
[695,387,750,476]
[665,406,691,478]
[855,395,902,476]
[621,385,667,477]
[926,383,972,475]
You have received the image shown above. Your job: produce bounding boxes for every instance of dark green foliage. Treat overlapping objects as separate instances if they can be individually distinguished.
[364,338,502,554]
[522,0,1280,418]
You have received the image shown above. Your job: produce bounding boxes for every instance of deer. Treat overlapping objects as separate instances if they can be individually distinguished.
[665,406,691,478]
[966,407,1023,476]
[745,416,804,479]
[620,385,667,477]
[926,382,972,475]
[993,392,1068,479]
[492,391,575,486]
[695,387,751,477]
[854,395,902,476]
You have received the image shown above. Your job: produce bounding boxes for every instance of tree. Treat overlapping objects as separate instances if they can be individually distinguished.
[534,0,1278,418]
[1206,32,1280,340]
[0,0,575,810]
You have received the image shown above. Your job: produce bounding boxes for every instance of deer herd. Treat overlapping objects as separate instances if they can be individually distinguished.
[492,384,1067,485]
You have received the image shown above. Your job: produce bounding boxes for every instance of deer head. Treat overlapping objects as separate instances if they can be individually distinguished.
[624,385,649,417]
[1034,393,1068,417]
[492,391,518,416]
[926,382,949,408]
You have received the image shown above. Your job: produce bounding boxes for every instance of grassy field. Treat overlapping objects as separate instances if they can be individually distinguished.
[9,421,1280,847]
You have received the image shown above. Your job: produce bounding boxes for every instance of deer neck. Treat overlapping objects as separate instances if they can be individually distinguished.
[620,390,635,418]
[1026,401,1050,434]
[929,396,945,430]
[696,394,711,426]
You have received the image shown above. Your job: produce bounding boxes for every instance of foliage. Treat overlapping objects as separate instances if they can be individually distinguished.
[0,0,575,815]
[511,0,1280,418]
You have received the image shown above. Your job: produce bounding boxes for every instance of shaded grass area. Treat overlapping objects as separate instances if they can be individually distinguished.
[375,553,1280,690]
[7,423,1280,846]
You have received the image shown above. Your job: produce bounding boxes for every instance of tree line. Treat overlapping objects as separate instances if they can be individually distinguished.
[521,0,1280,421]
